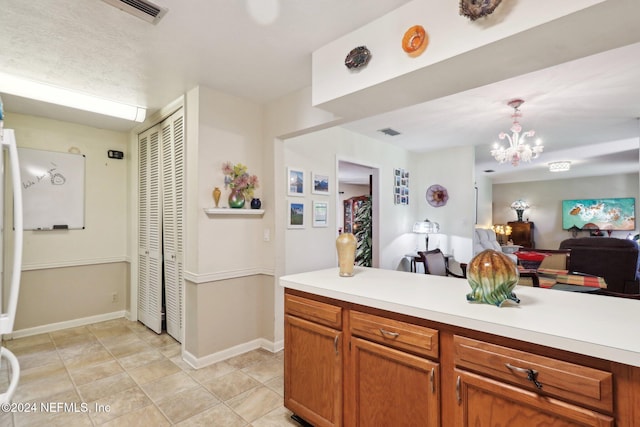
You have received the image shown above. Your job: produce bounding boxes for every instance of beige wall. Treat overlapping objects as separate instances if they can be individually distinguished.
[493,173,639,249]
[15,263,127,331]
[185,274,272,360]
[182,86,276,362]
[4,112,130,334]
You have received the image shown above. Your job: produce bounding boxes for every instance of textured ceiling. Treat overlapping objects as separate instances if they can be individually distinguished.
[1,0,639,185]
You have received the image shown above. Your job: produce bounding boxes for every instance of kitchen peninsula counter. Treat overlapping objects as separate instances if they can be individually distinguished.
[280,267,640,367]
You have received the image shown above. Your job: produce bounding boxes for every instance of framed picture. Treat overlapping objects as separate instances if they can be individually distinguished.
[312,200,329,227]
[288,200,305,229]
[311,172,330,195]
[394,167,409,205]
[287,167,304,196]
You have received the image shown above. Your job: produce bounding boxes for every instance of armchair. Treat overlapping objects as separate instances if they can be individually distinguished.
[474,228,517,263]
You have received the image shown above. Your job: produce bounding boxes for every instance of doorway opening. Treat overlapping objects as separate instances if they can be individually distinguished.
[337,160,379,268]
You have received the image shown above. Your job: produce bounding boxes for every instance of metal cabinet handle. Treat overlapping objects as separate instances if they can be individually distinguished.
[456,376,461,403]
[506,363,543,389]
[334,335,339,356]
[379,328,400,338]
[429,368,435,393]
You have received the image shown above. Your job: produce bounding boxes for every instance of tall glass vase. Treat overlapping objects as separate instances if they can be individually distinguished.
[336,232,357,277]
[228,188,245,209]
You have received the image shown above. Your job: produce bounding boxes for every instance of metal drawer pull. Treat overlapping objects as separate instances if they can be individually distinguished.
[506,363,543,389]
[379,328,400,338]
[430,368,435,393]
[456,376,461,403]
[334,335,339,356]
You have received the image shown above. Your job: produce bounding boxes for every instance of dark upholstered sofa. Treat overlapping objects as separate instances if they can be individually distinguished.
[559,237,640,294]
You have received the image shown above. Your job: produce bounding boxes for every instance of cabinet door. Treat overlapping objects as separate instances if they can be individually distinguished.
[285,314,342,427]
[454,369,613,427]
[348,337,440,427]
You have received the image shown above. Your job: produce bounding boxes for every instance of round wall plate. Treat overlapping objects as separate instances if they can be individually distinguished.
[345,46,372,69]
[426,184,449,207]
[402,25,428,57]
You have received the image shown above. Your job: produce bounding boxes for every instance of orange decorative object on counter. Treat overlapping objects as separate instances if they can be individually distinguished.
[402,25,428,57]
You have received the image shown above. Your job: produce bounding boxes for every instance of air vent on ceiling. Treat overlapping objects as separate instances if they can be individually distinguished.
[378,128,401,136]
[102,0,168,24]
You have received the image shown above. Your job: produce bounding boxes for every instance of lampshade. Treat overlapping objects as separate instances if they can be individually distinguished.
[413,219,439,234]
[510,200,530,211]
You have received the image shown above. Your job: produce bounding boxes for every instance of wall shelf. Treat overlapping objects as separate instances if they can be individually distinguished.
[204,208,264,216]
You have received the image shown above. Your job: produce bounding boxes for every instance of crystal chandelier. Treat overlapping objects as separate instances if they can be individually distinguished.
[490,99,543,166]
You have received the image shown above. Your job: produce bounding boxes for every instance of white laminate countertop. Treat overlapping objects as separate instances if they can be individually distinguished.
[280,267,640,367]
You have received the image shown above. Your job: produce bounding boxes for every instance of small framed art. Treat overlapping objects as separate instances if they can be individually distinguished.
[287,167,304,196]
[311,172,329,195]
[394,168,409,205]
[312,200,329,227]
[288,200,305,229]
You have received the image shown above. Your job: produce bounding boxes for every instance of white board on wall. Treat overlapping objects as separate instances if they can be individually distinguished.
[18,147,85,230]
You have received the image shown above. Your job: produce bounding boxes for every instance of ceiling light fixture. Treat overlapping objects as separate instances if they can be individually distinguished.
[0,72,146,122]
[548,161,571,172]
[490,99,543,166]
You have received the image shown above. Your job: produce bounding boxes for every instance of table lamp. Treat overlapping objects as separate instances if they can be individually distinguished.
[412,219,440,251]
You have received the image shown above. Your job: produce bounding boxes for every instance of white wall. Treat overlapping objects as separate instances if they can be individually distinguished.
[5,112,129,332]
[6,113,129,268]
[493,173,639,249]
[284,126,414,273]
[413,145,476,263]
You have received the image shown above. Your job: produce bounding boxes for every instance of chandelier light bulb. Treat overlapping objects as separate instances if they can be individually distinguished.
[490,99,543,166]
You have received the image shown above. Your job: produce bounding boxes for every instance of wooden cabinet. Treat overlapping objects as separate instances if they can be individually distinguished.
[508,221,534,248]
[347,311,440,427]
[453,369,613,426]
[343,195,367,234]
[284,294,343,427]
[452,336,614,426]
[283,290,632,426]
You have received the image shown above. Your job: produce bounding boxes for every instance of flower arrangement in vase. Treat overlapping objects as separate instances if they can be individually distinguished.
[222,162,259,208]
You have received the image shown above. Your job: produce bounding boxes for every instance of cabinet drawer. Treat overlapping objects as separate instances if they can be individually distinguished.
[285,294,342,329]
[454,336,613,412]
[350,311,438,359]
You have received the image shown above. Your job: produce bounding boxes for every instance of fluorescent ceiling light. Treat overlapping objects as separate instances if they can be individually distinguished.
[0,72,146,122]
[549,161,571,172]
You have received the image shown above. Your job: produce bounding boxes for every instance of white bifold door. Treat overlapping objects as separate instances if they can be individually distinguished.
[138,108,184,342]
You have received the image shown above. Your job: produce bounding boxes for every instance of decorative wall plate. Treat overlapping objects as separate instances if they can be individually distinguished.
[345,46,372,69]
[426,184,449,207]
[402,25,428,57]
[459,0,502,21]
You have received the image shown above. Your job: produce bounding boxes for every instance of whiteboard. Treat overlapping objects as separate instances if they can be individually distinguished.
[18,148,85,230]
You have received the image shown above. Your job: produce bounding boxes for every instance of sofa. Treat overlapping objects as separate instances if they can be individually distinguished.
[559,237,640,294]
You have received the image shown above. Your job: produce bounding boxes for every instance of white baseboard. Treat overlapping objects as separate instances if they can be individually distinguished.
[183,337,282,369]
[6,311,127,339]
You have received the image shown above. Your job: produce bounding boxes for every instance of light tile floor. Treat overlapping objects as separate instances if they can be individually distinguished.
[1,318,299,426]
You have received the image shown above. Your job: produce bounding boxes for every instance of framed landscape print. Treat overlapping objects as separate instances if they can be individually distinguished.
[311,172,329,195]
[312,200,329,227]
[287,167,304,196]
[288,200,305,229]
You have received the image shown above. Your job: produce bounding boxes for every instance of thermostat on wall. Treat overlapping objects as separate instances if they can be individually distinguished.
[108,150,124,159]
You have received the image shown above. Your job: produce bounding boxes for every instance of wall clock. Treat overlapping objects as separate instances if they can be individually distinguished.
[426,184,449,207]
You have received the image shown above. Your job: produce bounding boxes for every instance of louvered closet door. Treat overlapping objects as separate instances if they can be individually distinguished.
[138,126,163,334]
[161,110,184,342]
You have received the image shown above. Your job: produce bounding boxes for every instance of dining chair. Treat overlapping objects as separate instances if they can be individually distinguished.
[418,249,466,278]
